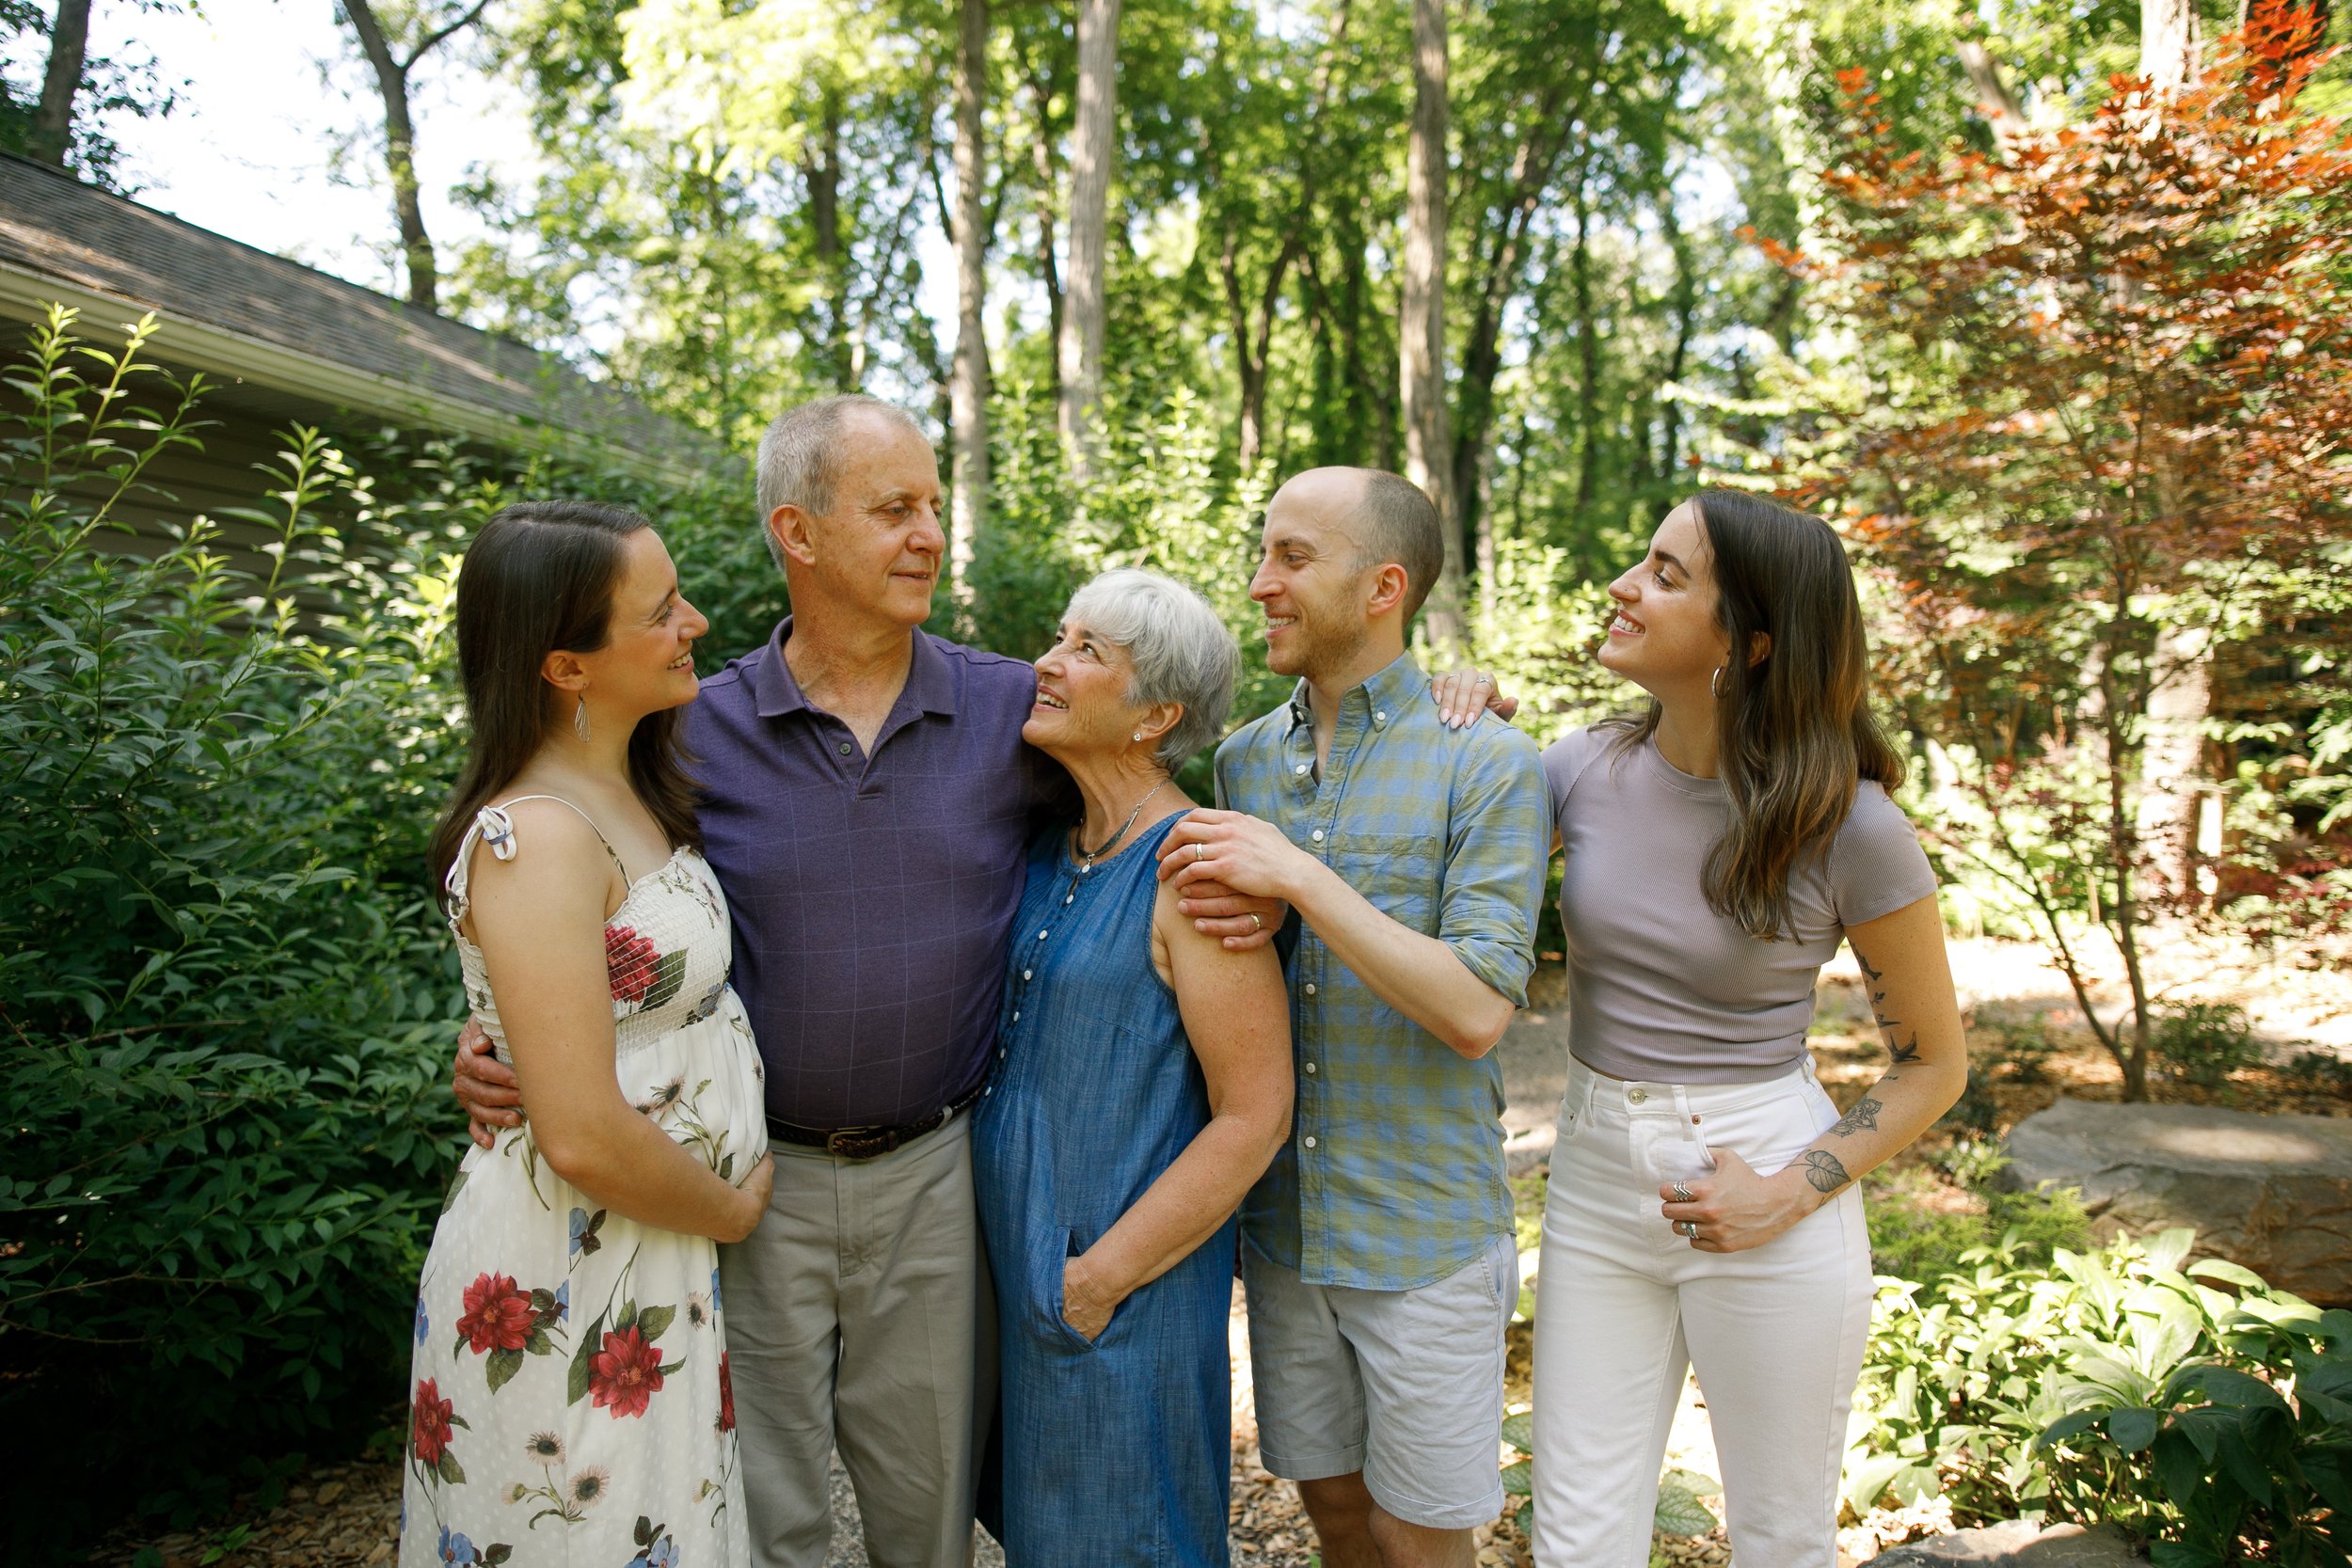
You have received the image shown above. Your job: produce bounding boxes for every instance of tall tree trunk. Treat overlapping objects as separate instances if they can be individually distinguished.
[1401,0,1463,654]
[1057,0,1120,483]
[1570,179,1598,515]
[1024,65,1063,392]
[30,0,92,167]
[804,95,855,390]
[2141,0,2202,89]
[339,1,486,311]
[343,0,437,309]
[949,0,992,610]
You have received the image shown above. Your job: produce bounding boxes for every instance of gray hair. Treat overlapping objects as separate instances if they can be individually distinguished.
[754,394,929,571]
[1063,568,1239,771]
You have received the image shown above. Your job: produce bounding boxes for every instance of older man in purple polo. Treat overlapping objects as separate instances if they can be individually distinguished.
[452,394,1276,1568]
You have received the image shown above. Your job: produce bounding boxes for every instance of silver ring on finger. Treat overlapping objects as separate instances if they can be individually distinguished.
[1248,911,1264,932]
[1676,1219,1698,1239]
[1670,1182,1694,1205]
[1191,842,1203,863]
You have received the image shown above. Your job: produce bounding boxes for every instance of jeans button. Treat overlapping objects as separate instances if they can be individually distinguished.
[1628,1087,1648,1105]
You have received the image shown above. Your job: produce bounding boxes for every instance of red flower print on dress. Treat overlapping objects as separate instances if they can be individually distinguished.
[605,926,662,1003]
[412,1378,455,1466]
[717,1350,735,1433]
[454,1272,536,1354]
[588,1324,666,1418]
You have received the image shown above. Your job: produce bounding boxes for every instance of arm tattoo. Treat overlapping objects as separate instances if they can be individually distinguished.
[1857,952,1920,1067]
[1802,1148,1852,1195]
[1829,1095,1883,1137]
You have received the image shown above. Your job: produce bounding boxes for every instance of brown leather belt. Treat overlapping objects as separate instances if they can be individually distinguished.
[767,1084,983,1163]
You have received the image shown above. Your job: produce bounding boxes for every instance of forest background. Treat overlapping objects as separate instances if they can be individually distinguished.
[3,0,2351,1560]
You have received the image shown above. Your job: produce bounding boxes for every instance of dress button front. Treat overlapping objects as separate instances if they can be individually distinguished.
[1012,1011,1020,1022]
[1039,929,1049,940]
[1022,969,1032,981]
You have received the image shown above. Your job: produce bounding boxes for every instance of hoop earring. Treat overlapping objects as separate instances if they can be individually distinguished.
[574,694,592,741]
[1710,665,1729,700]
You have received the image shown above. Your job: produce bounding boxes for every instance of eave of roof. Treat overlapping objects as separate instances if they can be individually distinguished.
[0,153,728,488]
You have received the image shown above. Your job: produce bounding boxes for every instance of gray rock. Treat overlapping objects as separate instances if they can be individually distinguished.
[1998,1097,2352,1305]
[1867,1520,2141,1566]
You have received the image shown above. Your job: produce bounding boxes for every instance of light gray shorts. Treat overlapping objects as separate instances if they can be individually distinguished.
[1242,1231,1518,1530]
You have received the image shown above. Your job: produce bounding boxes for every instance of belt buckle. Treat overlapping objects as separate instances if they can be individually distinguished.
[826,1126,891,1161]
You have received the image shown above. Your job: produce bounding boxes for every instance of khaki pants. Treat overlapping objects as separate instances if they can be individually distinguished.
[718,1111,994,1568]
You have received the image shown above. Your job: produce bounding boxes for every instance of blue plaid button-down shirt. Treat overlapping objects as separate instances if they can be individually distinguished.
[1216,652,1550,1291]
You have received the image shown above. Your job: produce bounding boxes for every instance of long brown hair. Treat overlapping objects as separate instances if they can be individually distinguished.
[1608,489,1905,941]
[428,501,703,905]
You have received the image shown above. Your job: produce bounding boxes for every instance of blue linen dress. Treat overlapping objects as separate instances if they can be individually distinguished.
[973,815,1235,1567]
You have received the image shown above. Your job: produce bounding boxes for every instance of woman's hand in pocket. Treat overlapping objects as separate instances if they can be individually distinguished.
[1660,1148,1825,1253]
[1060,1254,1120,1341]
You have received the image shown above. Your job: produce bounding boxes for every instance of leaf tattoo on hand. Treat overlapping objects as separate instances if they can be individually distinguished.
[1802,1149,1852,1195]
[1829,1095,1883,1137]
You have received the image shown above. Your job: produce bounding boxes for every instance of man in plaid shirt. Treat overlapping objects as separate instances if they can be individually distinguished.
[1160,467,1549,1568]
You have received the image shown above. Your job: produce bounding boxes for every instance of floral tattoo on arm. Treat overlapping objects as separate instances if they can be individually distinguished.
[1828,1094,1883,1138]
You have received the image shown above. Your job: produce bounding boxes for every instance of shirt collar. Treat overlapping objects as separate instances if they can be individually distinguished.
[750,617,961,721]
[1283,651,1428,734]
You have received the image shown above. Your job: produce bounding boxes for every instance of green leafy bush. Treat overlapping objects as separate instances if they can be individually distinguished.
[2154,1003,2265,1090]
[1864,1161,2090,1284]
[1846,1227,2350,1566]
[0,311,465,1544]
[0,309,765,1556]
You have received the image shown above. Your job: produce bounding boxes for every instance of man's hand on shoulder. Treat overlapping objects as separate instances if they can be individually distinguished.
[1157,810,1319,952]
[453,1017,523,1150]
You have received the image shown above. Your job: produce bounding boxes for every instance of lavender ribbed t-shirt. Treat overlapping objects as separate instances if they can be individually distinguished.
[1543,726,1938,1084]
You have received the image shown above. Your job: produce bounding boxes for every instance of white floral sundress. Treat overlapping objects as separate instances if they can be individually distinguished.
[400,796,769,1568]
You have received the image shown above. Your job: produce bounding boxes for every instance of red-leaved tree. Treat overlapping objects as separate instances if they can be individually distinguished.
[1770,1,2352,1099]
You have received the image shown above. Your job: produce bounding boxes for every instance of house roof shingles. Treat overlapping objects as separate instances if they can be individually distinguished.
[0,152,714,478]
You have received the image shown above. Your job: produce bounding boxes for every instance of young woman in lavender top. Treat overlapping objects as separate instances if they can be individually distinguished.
[1524,491,1966,1568]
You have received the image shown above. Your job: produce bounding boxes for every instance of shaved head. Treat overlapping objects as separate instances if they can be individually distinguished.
[1273,467,1444,624]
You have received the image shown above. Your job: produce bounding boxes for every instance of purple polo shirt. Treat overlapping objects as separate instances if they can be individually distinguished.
[685,618,1057,1130]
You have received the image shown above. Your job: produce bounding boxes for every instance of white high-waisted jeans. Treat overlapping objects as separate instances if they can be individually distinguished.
[1530,1055,1871,1568]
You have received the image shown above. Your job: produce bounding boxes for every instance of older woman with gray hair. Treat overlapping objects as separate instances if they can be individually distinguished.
[974,568,1295,1567]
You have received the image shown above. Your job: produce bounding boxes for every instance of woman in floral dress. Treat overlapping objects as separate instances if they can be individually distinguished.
[404,500,774,1568]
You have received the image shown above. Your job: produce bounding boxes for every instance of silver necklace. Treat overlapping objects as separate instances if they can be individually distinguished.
[1073,778,1169,875]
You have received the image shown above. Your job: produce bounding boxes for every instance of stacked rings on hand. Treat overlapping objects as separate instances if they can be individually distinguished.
[1670,1182,1694,1205]
[1676,1220,1698,1238]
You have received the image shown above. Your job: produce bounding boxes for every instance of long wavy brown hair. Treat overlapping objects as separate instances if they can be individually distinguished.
[428,501,702,906]
[1607,489,1905,941]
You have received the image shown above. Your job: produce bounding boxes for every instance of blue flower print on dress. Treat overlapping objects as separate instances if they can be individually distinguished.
[555,1280,570,1322]
[437,1526,477,1566]
[415,1295,430,1343]
[569,1206,607,1259]
[709,1265,722,1313]
[647,1537,679,1568]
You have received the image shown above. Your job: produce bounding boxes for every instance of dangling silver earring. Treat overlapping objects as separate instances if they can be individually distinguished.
[574,694,592,740]
[1710,665,1729,700]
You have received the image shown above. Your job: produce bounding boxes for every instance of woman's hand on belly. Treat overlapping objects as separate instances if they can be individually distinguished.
[1659,1148,1826,1253]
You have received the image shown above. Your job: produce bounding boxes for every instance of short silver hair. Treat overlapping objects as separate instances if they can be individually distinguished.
[754,394,929,571]
[1063,569,1238,771]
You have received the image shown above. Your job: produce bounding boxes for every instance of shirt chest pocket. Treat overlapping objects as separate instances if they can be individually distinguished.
[1325,830,1443,935]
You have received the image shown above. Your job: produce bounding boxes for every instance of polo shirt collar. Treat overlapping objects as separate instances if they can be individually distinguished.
[750,616,961,721]
[1283,651,1427,734]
